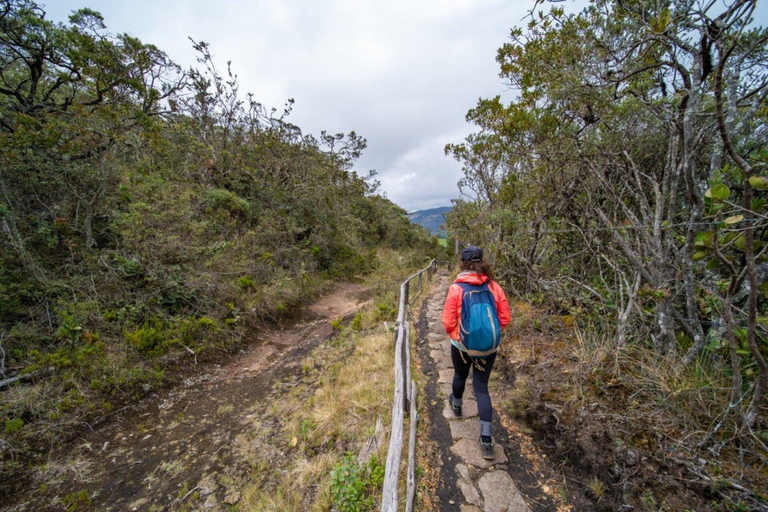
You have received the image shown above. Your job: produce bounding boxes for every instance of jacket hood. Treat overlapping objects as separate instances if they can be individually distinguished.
[454,271,489,285]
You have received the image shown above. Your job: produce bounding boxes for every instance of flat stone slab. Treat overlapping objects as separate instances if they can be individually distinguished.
[458,478,483,507]
[443,398,478,419]
[449,418,481,440]
[438,369,473,387]
[429,342,445,353]
[460,506,482,512]
[477,471,529,512]
[427,332,444,341]
[430,350,453,369]
[438,382,452,398]
[449,438,508,468]
[456,463,471,481]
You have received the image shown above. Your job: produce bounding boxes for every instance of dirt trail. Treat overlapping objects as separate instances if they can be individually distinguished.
[415,272,559,512]
[5,283,371,512]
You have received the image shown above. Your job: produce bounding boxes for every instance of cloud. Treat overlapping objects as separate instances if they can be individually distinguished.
[45,0,536,210]
[377,128,473,211]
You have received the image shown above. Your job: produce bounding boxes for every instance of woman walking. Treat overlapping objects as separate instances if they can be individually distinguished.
[442,246,511,459]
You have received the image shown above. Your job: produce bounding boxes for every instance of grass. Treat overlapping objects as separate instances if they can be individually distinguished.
[0,247,434,487]
[498,300,768,510]
[236,326,395,511]
[233,249,426,511]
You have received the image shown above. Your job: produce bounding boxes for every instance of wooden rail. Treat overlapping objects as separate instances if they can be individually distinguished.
[380,259,437,512]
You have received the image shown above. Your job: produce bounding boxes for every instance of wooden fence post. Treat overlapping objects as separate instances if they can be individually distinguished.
[405,381,417,512]
[403,321,410,414]
[381,325,405,512]
[381,259,436,512]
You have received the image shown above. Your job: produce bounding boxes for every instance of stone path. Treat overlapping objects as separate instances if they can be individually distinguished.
[423,273,530,512]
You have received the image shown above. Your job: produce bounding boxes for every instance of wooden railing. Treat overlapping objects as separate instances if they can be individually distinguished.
[380,259,438,512]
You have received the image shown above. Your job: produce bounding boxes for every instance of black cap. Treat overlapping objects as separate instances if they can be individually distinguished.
[461,246,483,262]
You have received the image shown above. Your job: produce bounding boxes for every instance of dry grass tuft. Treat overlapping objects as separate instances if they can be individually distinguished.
[238,324,395,511]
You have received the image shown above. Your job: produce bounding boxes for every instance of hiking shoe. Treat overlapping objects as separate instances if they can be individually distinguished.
[449,394,462,416]
[479,436,494,460]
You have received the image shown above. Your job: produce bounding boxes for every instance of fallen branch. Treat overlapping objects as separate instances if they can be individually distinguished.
[183,345,197,365]
[0,368,53,391]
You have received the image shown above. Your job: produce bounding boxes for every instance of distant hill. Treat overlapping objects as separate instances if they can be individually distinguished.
[408,206,451,236]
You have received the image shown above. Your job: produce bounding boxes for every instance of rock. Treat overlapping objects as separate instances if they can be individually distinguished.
[449,438,508,468]
[443,398,478,419]
[449,418,481,440]
[456,463,471,481]
[431,349,452,368]
[458,478,483,507]
[460,505,483,512]
[223,490,240,505]
[477,471,529,512]
[438,370,454,384]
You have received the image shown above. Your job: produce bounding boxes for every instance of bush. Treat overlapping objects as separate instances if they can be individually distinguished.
[329,454,384,512]
[125,319,175,356]
[204,188,251,216]
[4,418,24,435]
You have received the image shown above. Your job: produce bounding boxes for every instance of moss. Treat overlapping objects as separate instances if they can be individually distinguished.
[4,418,24,435]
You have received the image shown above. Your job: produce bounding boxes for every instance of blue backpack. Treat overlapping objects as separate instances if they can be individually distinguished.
[457,282,501,358]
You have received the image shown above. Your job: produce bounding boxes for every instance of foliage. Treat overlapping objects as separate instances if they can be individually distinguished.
[0,0,439,485]
[62,490,91,511]
[329,454,384,512]
[446,0,767,455]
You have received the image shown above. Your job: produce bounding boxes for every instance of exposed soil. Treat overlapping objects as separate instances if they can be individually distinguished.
[3,283,371,512]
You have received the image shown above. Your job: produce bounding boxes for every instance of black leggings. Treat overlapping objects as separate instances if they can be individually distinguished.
[451,345,496,423]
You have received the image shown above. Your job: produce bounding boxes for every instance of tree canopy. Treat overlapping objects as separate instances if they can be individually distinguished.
[446,0,767,441]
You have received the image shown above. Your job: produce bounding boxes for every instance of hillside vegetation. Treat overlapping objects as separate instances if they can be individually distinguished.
[0,1,440,483]
[446,0,768,507]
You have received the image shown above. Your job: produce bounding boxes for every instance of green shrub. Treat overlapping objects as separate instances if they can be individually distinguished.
[329,454,384,512]
[238,276,256,289]
[63,490,91,511]
[4,418,24,435]
[351,313,362,331]
[125,319,174,356]
[205,188,251,216]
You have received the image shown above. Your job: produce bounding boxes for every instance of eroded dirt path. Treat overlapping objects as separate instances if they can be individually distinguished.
[415,272,559,511]
[7,283,371,512]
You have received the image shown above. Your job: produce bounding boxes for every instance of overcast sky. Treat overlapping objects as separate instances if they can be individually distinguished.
[42,0,558,211]
[47,0,768,214]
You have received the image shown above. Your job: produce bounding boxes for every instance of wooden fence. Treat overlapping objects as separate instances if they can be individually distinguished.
[380,259,438,512]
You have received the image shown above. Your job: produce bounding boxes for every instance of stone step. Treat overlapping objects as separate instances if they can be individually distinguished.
[449,438,508,468]
[430,349,453,369]
[443,397,478,419]
[477,471,529,512]
[458,477,483,508]
[449,418,482,441]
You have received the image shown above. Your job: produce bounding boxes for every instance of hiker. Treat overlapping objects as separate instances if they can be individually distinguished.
[442,246,511,459]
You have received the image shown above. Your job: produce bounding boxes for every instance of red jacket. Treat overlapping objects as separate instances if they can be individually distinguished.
[442,272,511,341]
